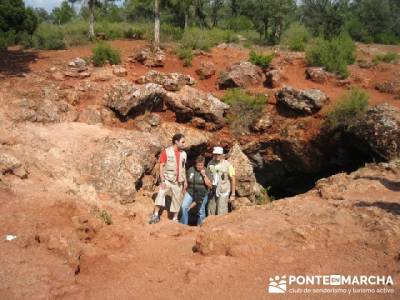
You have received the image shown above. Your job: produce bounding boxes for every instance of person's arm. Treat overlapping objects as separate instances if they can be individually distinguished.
[159,150,167,189]
[200,169,212,189]
[229,164,236,202]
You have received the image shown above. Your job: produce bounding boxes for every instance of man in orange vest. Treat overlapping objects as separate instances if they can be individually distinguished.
[149,133,187,224]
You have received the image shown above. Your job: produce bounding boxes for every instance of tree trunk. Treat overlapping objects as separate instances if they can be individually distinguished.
[184,12,188,30]
[88,0,95,40]
[154,0,160,49]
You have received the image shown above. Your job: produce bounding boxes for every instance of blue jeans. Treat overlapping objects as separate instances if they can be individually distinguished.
[180,192,208,225]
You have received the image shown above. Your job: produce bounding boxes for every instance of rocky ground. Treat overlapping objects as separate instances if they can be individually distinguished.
[0,40,399,299]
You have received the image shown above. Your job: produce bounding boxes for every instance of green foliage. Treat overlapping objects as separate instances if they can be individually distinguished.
[92,43,121,67]
[180,27,239,51]
[32,23,65,50]
[0,32,7,51]
[373,52,400,64]
[98,210,113,225]
[373,33,399,45]
[224,16,254,32]
[326,89,369,130]
[248,51,273,69]
[177,47,193,67]
[281,23,310,51]
[17,31,33,49]
[222,88,267,136]
[51,0,75,25]
[306,33,355,78]
[0,0,38,35]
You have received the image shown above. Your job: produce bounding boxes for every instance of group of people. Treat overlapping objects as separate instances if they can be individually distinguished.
[148,133,236,225]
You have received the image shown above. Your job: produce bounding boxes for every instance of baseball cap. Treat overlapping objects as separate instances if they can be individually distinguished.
[212,146,224,155]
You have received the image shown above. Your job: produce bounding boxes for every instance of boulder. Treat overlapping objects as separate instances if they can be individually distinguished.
[0,152,28,178]
[218,61,265,89]
[68,57,87,70]
[227,144,258,199]
[251,112,273,132]
[276,86,328,115]
[78,106,115,125]
[105,80,167,116]
[136,70,195,91]
[112,66,128,77]
[196,62,216,79]
[348,104,400,161]
[134,48,165,67]
[375,79,400,96]
[305,67,331,83]
[165,86,229,129]
[92,68,114,82]
[265,69,281,88]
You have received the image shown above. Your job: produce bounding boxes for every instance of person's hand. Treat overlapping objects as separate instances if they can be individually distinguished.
[200,169,206,176]
[229,195,235,203]
[183,181,188,191]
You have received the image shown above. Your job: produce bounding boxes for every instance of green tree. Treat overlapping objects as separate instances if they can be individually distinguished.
[0,0,38,34]
[51,0,76,24]
[301,0,350,38]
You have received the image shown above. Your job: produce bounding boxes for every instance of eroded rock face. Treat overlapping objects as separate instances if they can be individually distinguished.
[134,48,165,67]
[0,152,28,179]
[251,112,273,133]
[276,86,328,115]
[7,98,78,123]
[86,131,161,203]
[227,144,257,199]
[165,86,229,129]
[105,80,167,116]
[218,61,265,89]
[136,70,195,91]
[348,104,400,161]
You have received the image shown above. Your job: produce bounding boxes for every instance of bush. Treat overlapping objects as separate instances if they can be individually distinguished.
[177,47,193,67]
[306,33,356,78]
[222,88,267,136]
[281,23,311,51]
[180,27,239,51]
[249,50,273,69]
[374,33,399,45]
[326,89,369,130]
[98,210,113,225]
[92,43,121,66]
[33,23,65,50]
[17,31,33,49]
[224,16,254,32]
[0,31,9,51]
[373,52,400,64]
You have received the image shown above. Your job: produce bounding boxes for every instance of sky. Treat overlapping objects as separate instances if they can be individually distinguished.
[24,0,123,12]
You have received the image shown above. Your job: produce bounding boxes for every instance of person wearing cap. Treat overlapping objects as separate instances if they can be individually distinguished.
[149,133,187,224]
[207,146,236,216]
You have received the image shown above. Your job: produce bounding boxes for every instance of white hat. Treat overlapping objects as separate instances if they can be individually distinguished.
[212,146,224,155]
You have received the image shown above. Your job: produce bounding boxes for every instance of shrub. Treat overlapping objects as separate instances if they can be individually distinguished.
[306,33,356,78]
[98,210,113,225]
[326,89,369,130]
[180,27,239,51]
[17,31,33,49]
[33,23,65,50]
[249,50,273,69]
[281,23,311,51]
[92,43,121,66]
[0,31,8,51]
[373,52,400,64]
[224,16,254,32]
[222,88,267,136]
[374,33,399,45]
[177,47,193,67]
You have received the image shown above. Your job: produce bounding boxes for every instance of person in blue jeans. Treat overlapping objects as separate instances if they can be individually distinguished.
[180,155,212,225]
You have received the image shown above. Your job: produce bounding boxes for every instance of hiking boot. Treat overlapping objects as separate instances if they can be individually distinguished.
[148,214,160,224]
